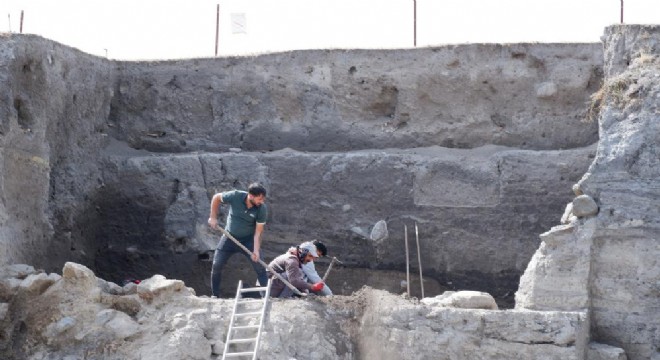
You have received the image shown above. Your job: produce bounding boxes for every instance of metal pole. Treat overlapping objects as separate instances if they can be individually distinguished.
[20,10,23,33]
[413,0,417,47]
[405,225,410,297]
[620,0,624,24]
[215,4,220,56]
[213,227,305,296]
[415,222,424,298]
[7,14,11,33]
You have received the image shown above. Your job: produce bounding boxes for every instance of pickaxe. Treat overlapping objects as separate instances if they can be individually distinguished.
[322,257,343,282]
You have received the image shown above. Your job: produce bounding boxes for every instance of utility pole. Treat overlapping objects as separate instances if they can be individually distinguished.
[620,0,624,24]
[413,0,417,47]
[20,10,23,33]
[215,4,220,56]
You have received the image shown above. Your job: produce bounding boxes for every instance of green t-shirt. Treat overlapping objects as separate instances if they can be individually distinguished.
[221,190,268,238]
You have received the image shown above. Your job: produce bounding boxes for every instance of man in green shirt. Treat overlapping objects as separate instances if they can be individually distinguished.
[208,183,268,297]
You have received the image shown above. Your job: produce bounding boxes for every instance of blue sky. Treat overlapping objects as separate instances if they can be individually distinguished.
[1,0,659,60]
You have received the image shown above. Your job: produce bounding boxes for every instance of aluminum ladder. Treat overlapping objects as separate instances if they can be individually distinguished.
[221,279,272,360]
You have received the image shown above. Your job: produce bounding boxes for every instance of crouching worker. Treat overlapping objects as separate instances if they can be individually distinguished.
[301,240,333,296]
[268,242,325,297]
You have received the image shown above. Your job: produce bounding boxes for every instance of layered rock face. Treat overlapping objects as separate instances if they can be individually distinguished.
[0,34,600,304]
[516,25,660,360]
[0,263,590,360]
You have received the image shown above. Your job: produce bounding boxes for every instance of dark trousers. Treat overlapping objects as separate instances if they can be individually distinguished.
[210,234,268,297]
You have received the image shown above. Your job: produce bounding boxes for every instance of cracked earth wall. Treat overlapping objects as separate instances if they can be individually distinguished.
[0,34,601,306]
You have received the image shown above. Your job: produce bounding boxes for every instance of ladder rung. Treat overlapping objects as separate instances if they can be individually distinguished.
[240,286,268,293]
[232,325,260,330]
[228,338,257,344]
[224,351,255,358]
[233,311,262,317]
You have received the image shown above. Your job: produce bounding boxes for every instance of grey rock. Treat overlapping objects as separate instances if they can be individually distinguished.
[536,82,558,98]
[96,309,140,339]
[0,303,8,321]
[97,278,123,295]
[572,194,599,217]
[370,220,388,242]
[0,278,23,300]
[47,317,77,335]
[137,274,192,303]
[516,220,596,311]
[560,202,575,224]
[62,263,98,292]
[422,290,498,310]
[572,183,584,196]
[588,342,628,360]
[0,264,38,279]
[122,282,138,295]
[19,273,60,295]
[56,317,77,332]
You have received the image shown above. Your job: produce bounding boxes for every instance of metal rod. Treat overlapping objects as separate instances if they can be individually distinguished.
[8,14,11,33]
[215,4,220,56]
[20,10,23,33]
[213,227,304,296]
[415,222,424,298]
[413,0,417,47]
[620,0,624,24]
[404,225,410,297]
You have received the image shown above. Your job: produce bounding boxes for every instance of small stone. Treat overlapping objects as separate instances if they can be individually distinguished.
[421,290,498,310]
[370,220,389,242]
[587,342,627,360]
[572,195,599,217]
[54,317,77,334]
[0,303,8,320]
[19,273,59,295]
[97,309,140,339]
[228,147,242,153]
[62,262,97,291]
[572,183,584,196]
[0,264,37,279]
[560,203,575,224]
[536,82,557,98]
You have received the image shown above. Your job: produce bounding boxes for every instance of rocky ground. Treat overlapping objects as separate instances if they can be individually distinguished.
[0,262,589,360]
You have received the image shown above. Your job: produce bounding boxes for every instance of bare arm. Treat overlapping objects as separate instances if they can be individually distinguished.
[251,222,265,262]
[207,193,223,229]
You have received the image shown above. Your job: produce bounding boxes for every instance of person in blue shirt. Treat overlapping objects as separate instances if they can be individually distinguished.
[301,240,333,296]
[208,183,268,297]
